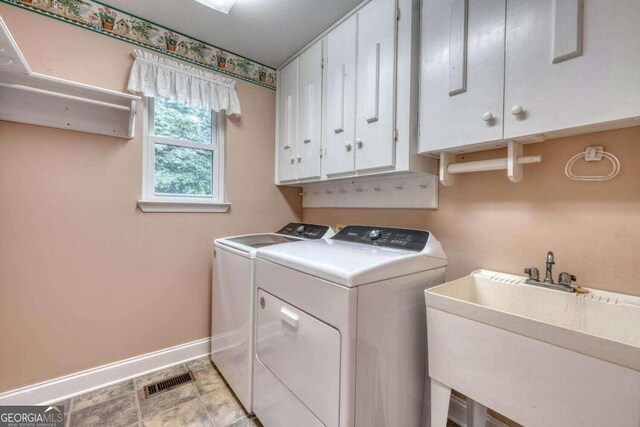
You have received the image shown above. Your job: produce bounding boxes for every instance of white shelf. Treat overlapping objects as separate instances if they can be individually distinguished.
[0,15,140,139]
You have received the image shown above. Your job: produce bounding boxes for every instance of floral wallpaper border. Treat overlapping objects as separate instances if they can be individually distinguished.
[0,0,277,89]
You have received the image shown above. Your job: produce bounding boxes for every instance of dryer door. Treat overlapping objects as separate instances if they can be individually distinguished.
[256,289,341,427]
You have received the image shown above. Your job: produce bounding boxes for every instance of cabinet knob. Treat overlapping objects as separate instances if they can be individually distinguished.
[297,155,302,163]
[356,138,363,148]
[511,105,524,115]
[482,112,493,122]
[345,141,352,151]
[290,156,295,164]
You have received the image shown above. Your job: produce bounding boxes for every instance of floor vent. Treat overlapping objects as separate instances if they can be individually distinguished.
[143,370,195,398]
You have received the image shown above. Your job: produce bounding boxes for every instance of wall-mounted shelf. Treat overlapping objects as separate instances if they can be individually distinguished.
[0,15,140,139]
[301,173,438,209]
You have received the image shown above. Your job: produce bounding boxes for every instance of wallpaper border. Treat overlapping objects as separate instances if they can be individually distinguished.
[0,0,277,90]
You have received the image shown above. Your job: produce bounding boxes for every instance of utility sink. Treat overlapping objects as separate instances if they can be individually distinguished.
[426,269,640,371]
[424,270,640,427]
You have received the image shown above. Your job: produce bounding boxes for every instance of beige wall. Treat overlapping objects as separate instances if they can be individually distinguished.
[306,126,640,297]
[0,5,300,393]
[2,1,640,399]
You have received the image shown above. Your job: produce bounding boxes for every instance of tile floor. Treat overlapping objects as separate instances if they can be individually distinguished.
[54,356,261,427]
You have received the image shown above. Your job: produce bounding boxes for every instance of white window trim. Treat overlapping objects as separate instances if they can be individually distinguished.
[138,97,230,213]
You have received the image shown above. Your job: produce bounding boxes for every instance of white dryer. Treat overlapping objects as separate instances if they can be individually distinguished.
[253,225,447,427]
[211,223,334,413]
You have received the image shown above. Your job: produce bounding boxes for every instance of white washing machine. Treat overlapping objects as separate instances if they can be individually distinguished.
[211,223,334,413]
[253,225,447,427]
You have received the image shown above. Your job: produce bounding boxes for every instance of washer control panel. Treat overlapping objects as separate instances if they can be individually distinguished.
[276,223,332,239]
[332,225,430,252]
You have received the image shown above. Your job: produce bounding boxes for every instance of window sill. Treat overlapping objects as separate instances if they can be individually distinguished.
[137,200,231,213]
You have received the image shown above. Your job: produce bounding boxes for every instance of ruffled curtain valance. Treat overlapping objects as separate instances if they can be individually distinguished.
[127,50,241,116]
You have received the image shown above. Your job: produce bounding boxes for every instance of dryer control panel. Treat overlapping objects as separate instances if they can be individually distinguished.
[276,223,332,239]
[332,225,430,252]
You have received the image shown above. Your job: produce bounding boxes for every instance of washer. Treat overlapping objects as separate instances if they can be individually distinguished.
[253,225,447,427]
[211,223,334,413]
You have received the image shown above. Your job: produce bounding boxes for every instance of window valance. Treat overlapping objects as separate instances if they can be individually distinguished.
[127,50,241,116]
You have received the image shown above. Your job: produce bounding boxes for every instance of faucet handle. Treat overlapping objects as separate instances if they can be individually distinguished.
[558,272,577,287]
[524,267,540,281]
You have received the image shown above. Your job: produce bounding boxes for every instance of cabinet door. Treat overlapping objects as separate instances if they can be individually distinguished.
[296,40,323,180]
[354,0,396,171]
[419,0,506,153]
[277,59,298,182]
[504,0,640,139]
[323,15,357,176]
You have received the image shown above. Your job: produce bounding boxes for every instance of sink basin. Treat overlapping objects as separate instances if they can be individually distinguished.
[424,270,640,427]
[425,269,640,370]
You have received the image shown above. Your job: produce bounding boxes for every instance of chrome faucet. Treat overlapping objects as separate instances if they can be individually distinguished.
[524,251,576,292]
[544,251,555,283]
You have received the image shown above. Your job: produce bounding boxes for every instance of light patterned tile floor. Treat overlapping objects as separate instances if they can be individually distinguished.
[56,356,262,427]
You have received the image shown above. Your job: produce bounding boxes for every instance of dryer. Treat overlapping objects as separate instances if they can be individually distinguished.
[253,225,447,427]
[211,223,334,413]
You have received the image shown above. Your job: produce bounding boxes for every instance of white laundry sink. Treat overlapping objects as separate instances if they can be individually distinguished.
[424,270,640,427]
[426,269,640,370]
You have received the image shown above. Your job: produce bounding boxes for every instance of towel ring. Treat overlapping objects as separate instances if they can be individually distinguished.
[565,147,620,181]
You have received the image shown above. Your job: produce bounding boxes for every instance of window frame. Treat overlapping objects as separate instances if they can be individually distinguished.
[138,96,229,213]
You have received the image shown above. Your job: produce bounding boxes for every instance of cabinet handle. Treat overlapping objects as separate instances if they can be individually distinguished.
[356,138,363,148]
[552,0,583,64]
[333,64,346,134]
[305,83,314,142]
[345,141,352,151]
[449,0,469,96]
[284,95,292,148]
[297,155,302,163]
[482,112,493,122]
[511,105,524,115]
[366,43,380,123]
[290,156,295,164]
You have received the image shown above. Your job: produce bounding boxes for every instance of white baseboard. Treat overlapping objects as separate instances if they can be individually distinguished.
[448,394,510,427]
[0,337,212,406]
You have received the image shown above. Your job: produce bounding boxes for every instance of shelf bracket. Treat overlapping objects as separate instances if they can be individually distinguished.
[439,152,456,186]
[508,141,523,182]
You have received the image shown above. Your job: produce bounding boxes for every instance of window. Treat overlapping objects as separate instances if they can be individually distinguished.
[139,97,228,212]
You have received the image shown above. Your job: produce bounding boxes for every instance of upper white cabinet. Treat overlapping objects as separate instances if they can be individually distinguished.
[297,41,323,180]
[420,0,640,154]
[420,0,506,152]
[276,0,434,185]
[324,15,357,177]
[277,57,299,182]
[354,0,396,172]
[503,0,640,140]
[276,40,324,183]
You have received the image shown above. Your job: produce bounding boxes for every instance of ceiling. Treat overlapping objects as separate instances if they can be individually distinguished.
[100,0,362,69]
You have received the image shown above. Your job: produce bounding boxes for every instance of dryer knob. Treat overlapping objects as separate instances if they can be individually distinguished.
[368,230,382,240]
